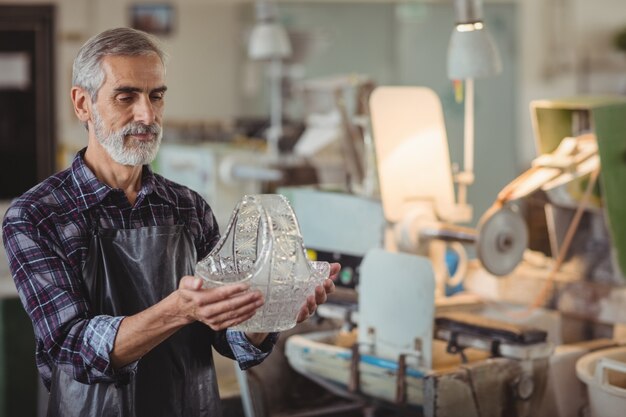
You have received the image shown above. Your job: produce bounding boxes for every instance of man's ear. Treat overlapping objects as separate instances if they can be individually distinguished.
[71,86,92,124]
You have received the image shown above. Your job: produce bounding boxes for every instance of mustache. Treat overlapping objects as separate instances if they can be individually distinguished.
[121,122,161,137]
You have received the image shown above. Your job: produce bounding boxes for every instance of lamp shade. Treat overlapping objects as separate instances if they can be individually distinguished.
[248,22,292,60]
[447,23,502,80]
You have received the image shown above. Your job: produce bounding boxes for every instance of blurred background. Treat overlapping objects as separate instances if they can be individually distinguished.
[3,1,626,416]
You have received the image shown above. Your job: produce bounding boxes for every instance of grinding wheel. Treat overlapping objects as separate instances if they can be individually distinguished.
[476,204,528,276]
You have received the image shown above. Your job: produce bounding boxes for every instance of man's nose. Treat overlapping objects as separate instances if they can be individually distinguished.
[133,95,156,125]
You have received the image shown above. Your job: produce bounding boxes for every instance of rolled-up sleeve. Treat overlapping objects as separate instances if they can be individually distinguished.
[2,209,133,388]
[83,316,138,378]
[227,330,279,370]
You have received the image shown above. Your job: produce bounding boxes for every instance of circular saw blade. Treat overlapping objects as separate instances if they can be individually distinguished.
[476,205,528,276]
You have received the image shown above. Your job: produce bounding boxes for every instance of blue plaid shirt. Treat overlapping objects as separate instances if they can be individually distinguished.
[2,148,277,389]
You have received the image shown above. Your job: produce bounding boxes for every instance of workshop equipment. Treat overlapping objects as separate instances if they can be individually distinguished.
[242,91,626,417]
[576,346,626,417]
[369,86,527,293]
[285,247,552,416]
[280,87,552,417]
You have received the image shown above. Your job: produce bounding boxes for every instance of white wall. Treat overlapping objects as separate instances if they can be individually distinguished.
[0,0,245,154]
[3,0,626,170]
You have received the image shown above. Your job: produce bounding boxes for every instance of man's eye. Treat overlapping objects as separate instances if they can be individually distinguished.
[150,93,164,101]
[117,95,133,102]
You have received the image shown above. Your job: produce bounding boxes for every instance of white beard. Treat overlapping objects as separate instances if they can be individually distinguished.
[92,107,162,166]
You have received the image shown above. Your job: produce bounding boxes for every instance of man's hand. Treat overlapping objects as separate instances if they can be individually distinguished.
[177,276,264,331]
[296,262,339,323]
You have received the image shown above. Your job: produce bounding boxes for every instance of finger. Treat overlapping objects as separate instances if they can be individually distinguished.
[314,285,327,305]
[197,282,252,305]
[306,294,317,315]
[296,305,309,324]
[203,294,264,325]
[329,263,341,280]
[207,310,257,331]
[179,275,203,290]
[198,290,263,319]
[323,278,336,295]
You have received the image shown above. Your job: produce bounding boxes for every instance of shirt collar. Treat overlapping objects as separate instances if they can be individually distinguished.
[70,148,174,211]
[71,148,112,212]
[141,164,176,206]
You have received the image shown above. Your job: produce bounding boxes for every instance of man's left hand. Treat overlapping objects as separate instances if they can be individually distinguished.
[296,262,339,323]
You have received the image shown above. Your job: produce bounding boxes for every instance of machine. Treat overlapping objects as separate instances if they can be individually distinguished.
[282,87,551,417]
[235,90,626,417]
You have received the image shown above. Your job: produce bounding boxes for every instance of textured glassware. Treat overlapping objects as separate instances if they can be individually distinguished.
[195,194,330,332]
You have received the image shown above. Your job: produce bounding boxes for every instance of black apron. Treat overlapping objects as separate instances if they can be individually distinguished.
[46,221,222,417]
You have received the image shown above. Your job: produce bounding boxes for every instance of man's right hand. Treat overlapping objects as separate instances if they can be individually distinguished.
[111,277,264,368]
[176,276,264,331]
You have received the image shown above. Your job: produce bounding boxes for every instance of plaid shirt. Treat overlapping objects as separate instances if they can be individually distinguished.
[2,148,276,389]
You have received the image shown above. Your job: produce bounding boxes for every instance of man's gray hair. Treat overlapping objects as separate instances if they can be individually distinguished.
[72,27,166,102]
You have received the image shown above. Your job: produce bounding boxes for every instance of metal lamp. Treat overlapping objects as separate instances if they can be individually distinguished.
[248,1,292,158]
[248,19,291,60]
[447,0,502,80]
[447,0,502,211]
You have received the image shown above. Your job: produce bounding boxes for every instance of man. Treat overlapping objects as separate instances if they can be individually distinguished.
[2,27,337,417]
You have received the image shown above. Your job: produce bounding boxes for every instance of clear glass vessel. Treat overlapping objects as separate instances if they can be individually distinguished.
[195,194,330,332]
